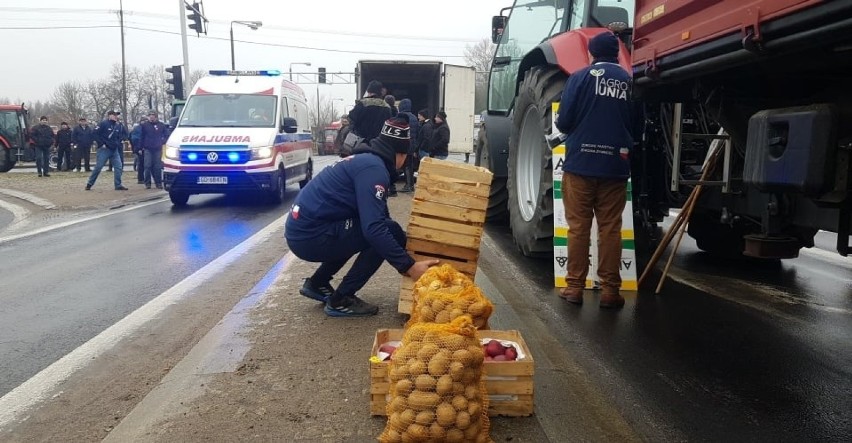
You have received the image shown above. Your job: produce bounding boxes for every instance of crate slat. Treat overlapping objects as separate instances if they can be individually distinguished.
[409,200,486,224]
[408,215,484,237]
[417,172,492,198]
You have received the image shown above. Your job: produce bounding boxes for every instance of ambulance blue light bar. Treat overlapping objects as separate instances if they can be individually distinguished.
[208,70,281,76]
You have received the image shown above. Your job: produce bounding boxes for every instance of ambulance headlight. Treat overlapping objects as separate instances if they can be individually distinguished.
[165,146,180,159]
[252,146,273,159]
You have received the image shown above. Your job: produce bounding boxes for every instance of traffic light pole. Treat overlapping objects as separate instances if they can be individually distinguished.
[178,0,190,98]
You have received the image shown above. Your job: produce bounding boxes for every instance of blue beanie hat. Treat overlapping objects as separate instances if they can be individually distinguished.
[589,32,620,59]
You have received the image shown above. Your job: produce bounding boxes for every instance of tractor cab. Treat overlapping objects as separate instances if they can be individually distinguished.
[0,104,31,172]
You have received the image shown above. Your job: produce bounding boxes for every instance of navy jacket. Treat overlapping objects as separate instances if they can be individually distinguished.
[556,61,633,180]
[31,124,54,148]
[139,120,169,150]
[417,120,433,153]
[72,124,95,148]
[95,119,127,151]
[285,138,415,274]
[430,120,450,157]
[397,99,420,154]
[348,97,391,141]
[55,127,73,148]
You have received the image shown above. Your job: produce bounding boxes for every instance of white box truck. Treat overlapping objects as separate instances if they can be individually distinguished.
[355,60,476,157]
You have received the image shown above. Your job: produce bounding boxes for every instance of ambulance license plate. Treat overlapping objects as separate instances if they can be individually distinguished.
[198,176,227,184]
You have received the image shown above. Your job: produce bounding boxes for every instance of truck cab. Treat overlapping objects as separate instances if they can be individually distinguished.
[163,70,314,206]
[0,104,31,172]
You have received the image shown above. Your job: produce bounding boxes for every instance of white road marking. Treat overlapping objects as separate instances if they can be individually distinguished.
[0,198,30,232]
[0,211,289,430]
[0,188,56,209]
[0,198,165,245]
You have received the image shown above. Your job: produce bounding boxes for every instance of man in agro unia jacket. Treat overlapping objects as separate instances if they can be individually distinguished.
[285,117,438,317]
[555,31,633,309]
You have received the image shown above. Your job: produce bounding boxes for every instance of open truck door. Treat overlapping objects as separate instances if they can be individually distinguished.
[442,64,476,157]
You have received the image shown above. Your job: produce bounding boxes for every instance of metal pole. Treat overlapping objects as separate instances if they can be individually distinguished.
[119,0,127,119]
[289,66,293,82]
[179,0,190,98]
[230,23,235,70]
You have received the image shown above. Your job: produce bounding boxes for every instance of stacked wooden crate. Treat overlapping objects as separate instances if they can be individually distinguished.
[398,157,493,314]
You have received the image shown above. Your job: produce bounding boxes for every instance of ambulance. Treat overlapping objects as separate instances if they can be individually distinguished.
[163,70,313,206]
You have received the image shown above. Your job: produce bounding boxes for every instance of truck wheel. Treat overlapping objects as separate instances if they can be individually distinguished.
[298,160,312,189]
[0,147,15,172]
[270,168,286,204]
[475,133,508,223]
[687,212,746,258]
[169,191,189,206]
[507,66,567,257]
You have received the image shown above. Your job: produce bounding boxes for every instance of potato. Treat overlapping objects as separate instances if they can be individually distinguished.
[389,411,403,430]
[455,410,471,430]
[461,368,477,384]
[434,310,451,324]
[414,374,436,391]
[399,408,416,426]
[468,300,487,317]
[463,420,481,440]
[429,422,447,440]
[407,328,427,341]
[441,334,468,350]
[449,308,465,321]
[388,395,408,414]
[416,343,440,361]
[445,428,465,443]
[431,299,446,313]
[395,379,414,396]
[464,384,480,401]
[384,428,403,443]
[420,305,435,322]
[449,361,465,381]
[452,382,465,395]
[467,401,481,418]
[414,410,435,426]
[408,359,427,376]
[406,423,430,440]
[436,375,454,396]
[452,349,473,366]
[435,402,456,427]
[428,354,450,376]
[408,391,440,411]
[451,395,468,412]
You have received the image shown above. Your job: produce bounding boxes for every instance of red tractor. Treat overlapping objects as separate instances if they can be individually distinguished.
[0,104,33,172]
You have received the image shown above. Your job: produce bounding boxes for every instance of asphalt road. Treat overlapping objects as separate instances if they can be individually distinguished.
[480,221,852,442]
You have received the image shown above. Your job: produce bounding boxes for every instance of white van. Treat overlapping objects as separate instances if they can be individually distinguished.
[163,70,313,206]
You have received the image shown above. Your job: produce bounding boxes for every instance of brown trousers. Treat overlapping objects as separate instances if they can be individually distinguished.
[562,173,627,293]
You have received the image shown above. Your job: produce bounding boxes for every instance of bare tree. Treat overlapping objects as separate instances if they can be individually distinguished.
[84,79,117,122]
[464,38,496,113]
[51,82,87,123]
[309,93,340,139]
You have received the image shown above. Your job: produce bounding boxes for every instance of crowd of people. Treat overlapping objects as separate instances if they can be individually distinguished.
[27,110,170,192]
[335,80,451,194]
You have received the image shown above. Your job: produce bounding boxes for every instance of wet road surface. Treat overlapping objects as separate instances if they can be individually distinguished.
[480,222,852,441]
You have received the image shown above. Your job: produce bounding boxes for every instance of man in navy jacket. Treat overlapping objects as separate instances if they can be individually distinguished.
[555,31,632,309]
[286,117,438,317]
[72,117,95,172]
[139,110,170,189]
[86,111,128,191]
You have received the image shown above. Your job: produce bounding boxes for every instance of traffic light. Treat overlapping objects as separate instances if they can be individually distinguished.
[166,65,185,100]
[318,67,326,84]
[186,2,205,35]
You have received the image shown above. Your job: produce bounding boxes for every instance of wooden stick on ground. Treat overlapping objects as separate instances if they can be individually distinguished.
[655,184,704,293]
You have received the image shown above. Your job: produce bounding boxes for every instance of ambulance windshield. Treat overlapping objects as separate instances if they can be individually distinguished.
[179,94,276,128]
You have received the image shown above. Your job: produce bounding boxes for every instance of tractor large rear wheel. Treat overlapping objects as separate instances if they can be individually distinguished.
[507,66,567,257]
[475,129,508,223]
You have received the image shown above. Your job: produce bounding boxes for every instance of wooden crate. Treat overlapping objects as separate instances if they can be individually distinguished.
[369,329,534,417]
[399,158,493,313]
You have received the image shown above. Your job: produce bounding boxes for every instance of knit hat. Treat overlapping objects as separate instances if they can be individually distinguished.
[379,117,410,154]
[589,32,619,59]
[436,111,447,121]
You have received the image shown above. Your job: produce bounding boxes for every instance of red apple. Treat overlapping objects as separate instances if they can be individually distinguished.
[504,346,518,361]
[485,339,504,357]
[492,354,508,361]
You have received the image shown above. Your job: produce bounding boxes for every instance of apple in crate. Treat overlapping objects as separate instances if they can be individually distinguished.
[482,339,517,361]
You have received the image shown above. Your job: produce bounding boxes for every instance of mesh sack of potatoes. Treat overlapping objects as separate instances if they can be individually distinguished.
[379,315,491,443]
[408,265,493,330]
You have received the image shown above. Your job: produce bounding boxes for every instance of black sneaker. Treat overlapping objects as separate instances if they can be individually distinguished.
[116,186,129,191]
[85,184,92,190]
[400,186,413,193]
[324,296,379,317]
[299,278,334,303]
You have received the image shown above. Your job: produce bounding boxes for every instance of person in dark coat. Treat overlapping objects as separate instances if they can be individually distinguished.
[86,111,128,191]
[139,110,170,189]
[72,117,95,172]
[55,122,73,171]
[430,111,450,159]
[397,99,419,192]
[285,117,439,317]
[414,109,433,172]
[555,31,633,309]
[348,80,392,142]
[30,116,54,177]
[384,94,398,117]
[334,117,352,157]
[130,118,145,183]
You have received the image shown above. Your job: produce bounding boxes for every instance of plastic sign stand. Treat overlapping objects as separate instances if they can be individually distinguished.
[551,103,638,290]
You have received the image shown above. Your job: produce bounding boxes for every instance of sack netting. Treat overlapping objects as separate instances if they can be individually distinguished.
[407,264,493,330]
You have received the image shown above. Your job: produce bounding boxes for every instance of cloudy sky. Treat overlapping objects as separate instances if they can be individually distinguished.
[0,0,496,112]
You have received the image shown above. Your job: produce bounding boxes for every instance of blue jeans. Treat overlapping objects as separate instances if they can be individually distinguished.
[144,149,163,186]
[286,218,407,298]
[35,145,51,175]
[87,147,123,189]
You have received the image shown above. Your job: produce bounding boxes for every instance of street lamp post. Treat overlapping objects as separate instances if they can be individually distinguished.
[332,98,344,119]
[230,20,262,70]
[289,62,312,82]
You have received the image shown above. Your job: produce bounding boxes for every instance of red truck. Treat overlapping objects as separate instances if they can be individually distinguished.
[477,0,852,268]
[0,104,32,172]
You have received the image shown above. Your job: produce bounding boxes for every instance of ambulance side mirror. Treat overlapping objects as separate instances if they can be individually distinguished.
[281,117,298,134]
[168,116,179,130]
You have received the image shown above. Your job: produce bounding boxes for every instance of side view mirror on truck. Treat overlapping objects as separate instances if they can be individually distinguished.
[281,117,298,134]
[492,15,508,44]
